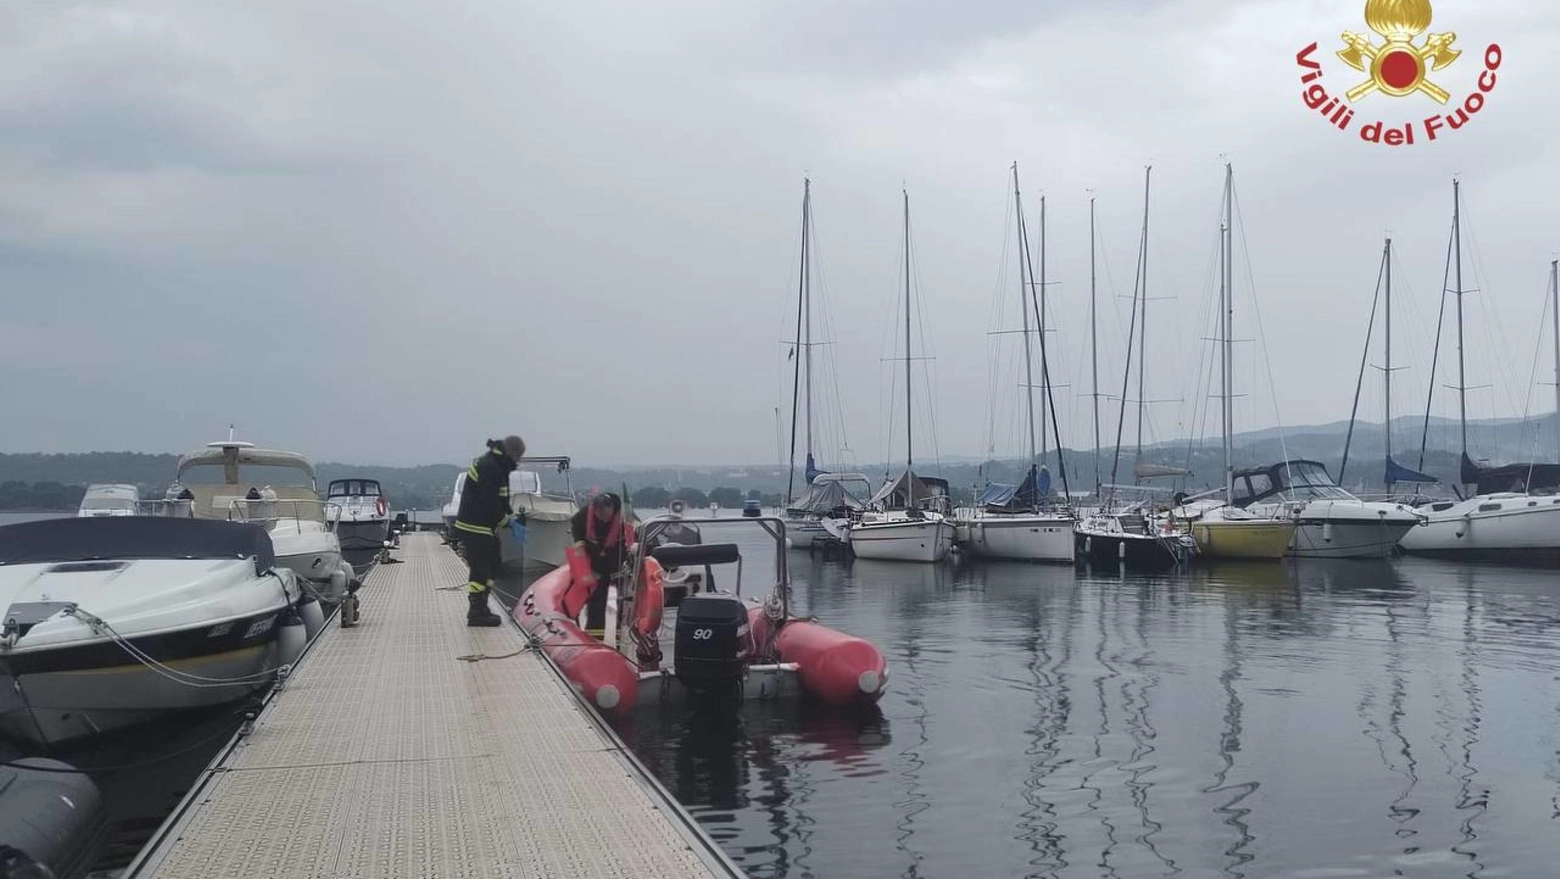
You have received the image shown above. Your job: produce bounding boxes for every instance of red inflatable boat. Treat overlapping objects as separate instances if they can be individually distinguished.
[513,514,887,718]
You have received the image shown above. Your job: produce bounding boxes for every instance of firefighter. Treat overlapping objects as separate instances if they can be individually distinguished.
[453,435,525,626]
[569,492,633,639]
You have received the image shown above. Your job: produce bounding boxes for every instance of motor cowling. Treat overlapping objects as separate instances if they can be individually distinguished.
[673,593,750,695]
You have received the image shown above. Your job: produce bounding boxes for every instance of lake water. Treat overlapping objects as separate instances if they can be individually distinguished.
[615,548,1560,878]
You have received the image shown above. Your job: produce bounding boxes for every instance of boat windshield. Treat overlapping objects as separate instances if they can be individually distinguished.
[327,479,382,498]
[1278,462,1354,500]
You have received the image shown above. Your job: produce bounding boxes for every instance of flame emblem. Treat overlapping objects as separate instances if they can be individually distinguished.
[1337,0,1461,103]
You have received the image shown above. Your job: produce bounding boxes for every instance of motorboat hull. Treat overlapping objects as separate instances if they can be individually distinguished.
[847,518,954,563]
[1189,520,1297,560]
[1398,494,1560,564]
[786,517,827,549]
[0,608,285,747]
[1289,518,1417,558]
[501,497,576,571]
[958,514,1075,563]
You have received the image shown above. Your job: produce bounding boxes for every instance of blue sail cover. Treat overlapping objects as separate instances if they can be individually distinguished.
[1385,456,1437,486]
[804,453,826,485]
[978,466,1048,511]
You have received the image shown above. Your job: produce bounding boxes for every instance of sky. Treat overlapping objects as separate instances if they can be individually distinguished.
[1,0,1556,468]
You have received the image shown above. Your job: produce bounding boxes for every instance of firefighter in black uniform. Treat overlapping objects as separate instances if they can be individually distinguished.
[454,435,525,626]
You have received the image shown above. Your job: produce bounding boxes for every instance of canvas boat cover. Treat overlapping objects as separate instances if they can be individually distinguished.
[977,466,1051,511]
[0,517,276,576]
[788,477,868,515]
[870,469,949,509]
[1460,452,1560,495]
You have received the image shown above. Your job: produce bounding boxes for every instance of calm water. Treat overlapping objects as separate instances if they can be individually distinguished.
[617,549,1560,878]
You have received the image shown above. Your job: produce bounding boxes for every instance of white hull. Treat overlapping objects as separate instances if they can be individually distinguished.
[956,513,1075,562]
[1398,493,1560,561]
[848,518,954,563]
[784,517,831,549]
[500,518,573,570]
[1290,520,1416,558]
[506,493,578,569]
[270,521,344,586]
[1247,500,1420,559]
[0,643,280,746]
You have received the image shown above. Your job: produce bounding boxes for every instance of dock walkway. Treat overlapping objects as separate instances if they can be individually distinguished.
[128,533,737,879]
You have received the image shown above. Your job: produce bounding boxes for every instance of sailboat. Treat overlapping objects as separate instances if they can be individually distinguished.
[955,163,1075,563]
[1077,167,1197,570]
[847,190,957,563]
[1167,164,1297,560]
[780,179,871,549]
[1398,181,1560,564]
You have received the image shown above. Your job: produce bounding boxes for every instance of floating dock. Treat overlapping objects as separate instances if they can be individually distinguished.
[126,533,741,879]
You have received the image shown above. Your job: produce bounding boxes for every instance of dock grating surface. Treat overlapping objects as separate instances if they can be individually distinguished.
[136,533,726,879]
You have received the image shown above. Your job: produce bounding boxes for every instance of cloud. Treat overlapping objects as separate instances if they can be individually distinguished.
[0,0,1554,473]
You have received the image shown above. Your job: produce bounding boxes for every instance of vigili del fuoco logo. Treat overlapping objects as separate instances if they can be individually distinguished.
[1296,0,1502,145]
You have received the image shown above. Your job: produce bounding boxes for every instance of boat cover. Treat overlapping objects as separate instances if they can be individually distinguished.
[1460,452,1560,494]
[869,470,948,509]
[0,517,276,576]
[789,477,867,515]
[977,465,1051,511]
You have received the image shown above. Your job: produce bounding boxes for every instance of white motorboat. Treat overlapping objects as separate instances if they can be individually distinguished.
[325,478,391,562]
[0,516,306,746]
[504,457,578,570]
[441,471,464,542]
[785,472,871,549]
[76,484,138,518]
[1230,460,1421,558]
[174,440,355,603]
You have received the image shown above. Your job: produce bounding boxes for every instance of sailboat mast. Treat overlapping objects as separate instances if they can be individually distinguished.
[1090,195,1100,491]
[1385,237,1393,477]
[784,179,808,505]
[803,179,814,468]
[1013,164,1038,469]
[1136,166,1152,463]
[903,189,914,507]
[1221,163,1235,502]
[1039,195,1050,465]
[1454,179,1468,467]
[1553,259,1560,461]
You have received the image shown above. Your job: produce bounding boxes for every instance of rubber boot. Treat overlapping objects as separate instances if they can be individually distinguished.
[466,592,502,627]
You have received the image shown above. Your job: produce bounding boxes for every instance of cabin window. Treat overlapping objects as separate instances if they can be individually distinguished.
[1478,503,1502,512]
[1431,503,1454,512]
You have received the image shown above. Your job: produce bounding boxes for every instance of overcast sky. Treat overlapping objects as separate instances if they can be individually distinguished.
[1,0,1555,468]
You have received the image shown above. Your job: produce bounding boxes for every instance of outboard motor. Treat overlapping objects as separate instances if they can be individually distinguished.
[673,592,751,696]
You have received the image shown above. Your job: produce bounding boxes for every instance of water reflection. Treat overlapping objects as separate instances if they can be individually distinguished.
[621,554,1560,878]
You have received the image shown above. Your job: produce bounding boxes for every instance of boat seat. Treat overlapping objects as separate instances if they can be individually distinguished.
[649,543,740,567]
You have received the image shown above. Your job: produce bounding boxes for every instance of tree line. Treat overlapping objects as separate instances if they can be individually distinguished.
[0,481,89,511]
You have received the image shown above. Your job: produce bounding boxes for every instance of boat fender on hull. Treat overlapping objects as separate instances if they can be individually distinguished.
[277,607,306,670]
[297,595,325,641]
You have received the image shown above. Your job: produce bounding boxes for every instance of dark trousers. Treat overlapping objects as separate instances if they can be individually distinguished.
[463,530,500,595]
[584,565,611,633]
